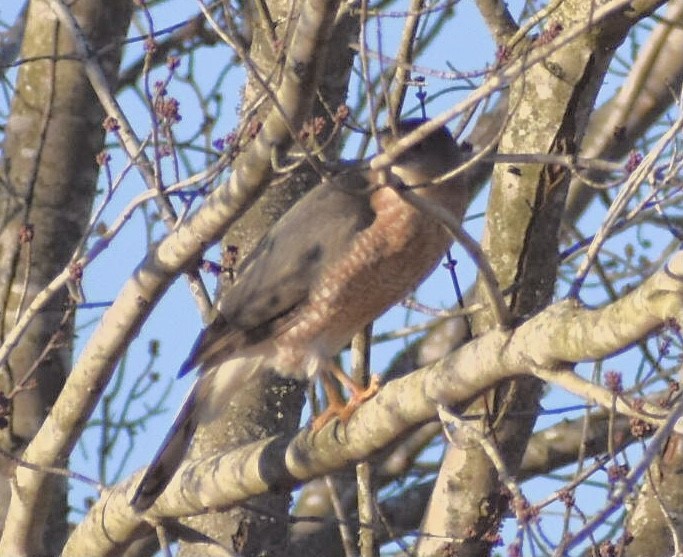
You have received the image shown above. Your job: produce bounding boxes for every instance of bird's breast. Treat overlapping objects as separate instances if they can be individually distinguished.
[273,186,457,378]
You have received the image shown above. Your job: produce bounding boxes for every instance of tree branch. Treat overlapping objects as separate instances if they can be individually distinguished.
[63,251,683,555]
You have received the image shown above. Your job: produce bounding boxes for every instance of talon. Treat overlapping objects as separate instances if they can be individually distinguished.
[338,374,380,422]
[311,373,381,431]
[311,406,339,432]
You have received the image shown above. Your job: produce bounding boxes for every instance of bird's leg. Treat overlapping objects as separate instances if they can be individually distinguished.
[311,364,380,431]
[331,364,381,422]
[311,369,347,431]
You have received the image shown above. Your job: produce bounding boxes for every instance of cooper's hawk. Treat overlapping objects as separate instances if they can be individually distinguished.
[131,119,469,511]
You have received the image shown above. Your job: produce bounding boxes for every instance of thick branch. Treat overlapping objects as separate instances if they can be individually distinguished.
[63,251,683,555]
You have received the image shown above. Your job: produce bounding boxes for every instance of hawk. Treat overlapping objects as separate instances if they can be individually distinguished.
[131,119,469,511]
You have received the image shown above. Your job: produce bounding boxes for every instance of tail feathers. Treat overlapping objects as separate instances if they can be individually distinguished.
[130,356,263,512]
[130,380,201,512]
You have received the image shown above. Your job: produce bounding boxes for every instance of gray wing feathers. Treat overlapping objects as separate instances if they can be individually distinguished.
[179,178,376,375]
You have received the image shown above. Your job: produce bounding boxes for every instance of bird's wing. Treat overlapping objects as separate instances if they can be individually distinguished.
[178,169,377,376]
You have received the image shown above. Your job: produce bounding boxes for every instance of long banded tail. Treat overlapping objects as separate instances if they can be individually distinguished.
[130,379,202,512]
[130,355,263,511]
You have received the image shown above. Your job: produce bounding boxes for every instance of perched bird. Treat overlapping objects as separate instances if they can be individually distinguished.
[130,119,469,511]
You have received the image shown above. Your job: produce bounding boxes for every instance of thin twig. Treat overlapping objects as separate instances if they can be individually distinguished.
[556,393,683,554]
[0,446,100,489]
[325,476,358,557]
[396,185,513,328]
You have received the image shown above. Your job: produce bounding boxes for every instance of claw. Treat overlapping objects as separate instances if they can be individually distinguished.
[311,371,380,432]
[338,374,380,422]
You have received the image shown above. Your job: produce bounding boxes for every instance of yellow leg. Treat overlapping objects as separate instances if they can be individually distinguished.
[311,363,381,431]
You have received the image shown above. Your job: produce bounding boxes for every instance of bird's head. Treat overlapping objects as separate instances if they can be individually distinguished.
[378,119,465,188]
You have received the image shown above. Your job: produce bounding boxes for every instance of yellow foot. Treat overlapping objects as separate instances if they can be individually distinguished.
[311,374,381,432]
[338,374,381,422]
